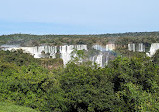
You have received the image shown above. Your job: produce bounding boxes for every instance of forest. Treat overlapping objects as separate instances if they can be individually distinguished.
[1,32,159,111]
[1,31,159,47]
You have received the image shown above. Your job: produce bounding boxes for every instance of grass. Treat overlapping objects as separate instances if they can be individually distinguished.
[0,102,38,112]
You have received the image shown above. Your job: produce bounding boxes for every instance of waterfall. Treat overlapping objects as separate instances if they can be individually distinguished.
[147,43,159,57]
[128,43,135,52]
[1,44,114,67]
[106,45,109,51]
[95,53,103,67]
[138,43,145,52]
[105,52,110,66]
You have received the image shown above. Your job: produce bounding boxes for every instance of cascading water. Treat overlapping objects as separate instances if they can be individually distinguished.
[138,43,145,52]
[146,43,159,57]
[128,43,135,52]
[1,44,116,67]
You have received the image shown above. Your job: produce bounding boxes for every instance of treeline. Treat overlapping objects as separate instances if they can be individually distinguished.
[0,50,159,111]
[1,31,159,46]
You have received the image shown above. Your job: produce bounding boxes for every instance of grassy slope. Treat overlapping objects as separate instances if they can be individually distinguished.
[0,102,38,112]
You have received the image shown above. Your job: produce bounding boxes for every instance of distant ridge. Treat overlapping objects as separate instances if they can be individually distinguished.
[1,31,159,37]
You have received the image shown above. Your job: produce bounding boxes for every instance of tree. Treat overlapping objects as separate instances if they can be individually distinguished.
[60,62,119,112]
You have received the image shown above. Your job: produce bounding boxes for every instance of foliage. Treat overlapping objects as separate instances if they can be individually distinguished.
[152,49,159,64]
[60,62,119,111]
[109,57,159,111]
[0,50,39,66]
[1,31,159,46]
[0,50,159,111]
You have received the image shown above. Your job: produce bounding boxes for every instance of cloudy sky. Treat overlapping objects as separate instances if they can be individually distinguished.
[0,0,159,35]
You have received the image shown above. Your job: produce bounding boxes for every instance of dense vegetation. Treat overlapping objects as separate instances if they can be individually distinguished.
[1,31,159,46]
[1,49,159,112]
[1,31,159,111]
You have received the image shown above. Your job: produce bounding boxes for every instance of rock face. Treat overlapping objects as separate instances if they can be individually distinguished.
[106,44,115,51]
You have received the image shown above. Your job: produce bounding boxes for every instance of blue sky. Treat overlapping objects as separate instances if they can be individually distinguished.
[0,0,159,35]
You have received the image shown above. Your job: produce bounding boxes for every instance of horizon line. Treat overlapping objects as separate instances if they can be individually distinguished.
[1,30,159,36]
